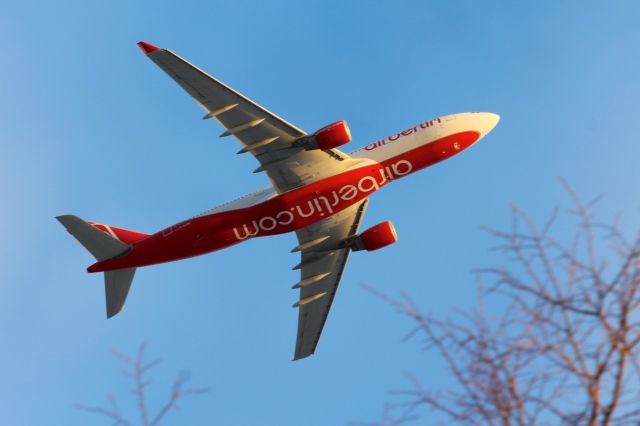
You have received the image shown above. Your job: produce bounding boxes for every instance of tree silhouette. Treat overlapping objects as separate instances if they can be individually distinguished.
[361,185,640,425]
[76,342,208,426]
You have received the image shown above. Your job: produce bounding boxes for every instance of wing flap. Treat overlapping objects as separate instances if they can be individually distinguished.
[293,199,369,360]
[140,44,358,193]
[144,48,305,140]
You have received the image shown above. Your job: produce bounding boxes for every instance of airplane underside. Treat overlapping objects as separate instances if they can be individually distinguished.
[57,40,499,360]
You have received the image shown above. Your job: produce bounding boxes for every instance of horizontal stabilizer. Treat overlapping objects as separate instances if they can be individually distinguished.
[57,214,138,318]
[56,215,130,261]
[105,268,136,318]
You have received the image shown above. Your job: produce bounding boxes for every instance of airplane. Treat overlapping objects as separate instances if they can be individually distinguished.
[57,41,499,360]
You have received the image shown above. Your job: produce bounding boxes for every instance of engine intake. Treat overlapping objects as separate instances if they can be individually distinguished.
[294,120,352,151]
[353,221,398,252]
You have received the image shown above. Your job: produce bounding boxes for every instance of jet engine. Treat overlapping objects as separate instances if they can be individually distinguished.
[294,120,352,151]
[352,221,398,251]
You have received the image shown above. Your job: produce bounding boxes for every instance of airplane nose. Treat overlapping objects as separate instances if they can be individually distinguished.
[477,112,500,138]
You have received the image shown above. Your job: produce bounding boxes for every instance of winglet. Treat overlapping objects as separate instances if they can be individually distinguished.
[137,41,160,54]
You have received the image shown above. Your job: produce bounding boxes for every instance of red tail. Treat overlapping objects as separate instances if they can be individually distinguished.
[88,222,149,244]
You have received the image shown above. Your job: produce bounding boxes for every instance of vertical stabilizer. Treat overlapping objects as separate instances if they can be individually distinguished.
[56,215,137,318]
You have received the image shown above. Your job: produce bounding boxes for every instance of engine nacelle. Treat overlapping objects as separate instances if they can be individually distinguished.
[353,221,398,252]
[294,120,352,151]
[314,120,352,150]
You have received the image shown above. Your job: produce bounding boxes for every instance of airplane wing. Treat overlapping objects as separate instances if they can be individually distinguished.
[292,199,369,360]
[138,41,357,193]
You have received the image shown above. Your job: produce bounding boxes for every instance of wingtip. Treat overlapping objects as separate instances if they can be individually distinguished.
[137,41,160,54]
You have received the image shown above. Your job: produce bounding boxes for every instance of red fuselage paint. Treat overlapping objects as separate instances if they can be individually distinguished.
[88,120,485,273]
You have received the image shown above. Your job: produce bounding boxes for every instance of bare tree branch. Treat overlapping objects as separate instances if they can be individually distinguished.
[362,186,640,425]
[76,342,209,426]
[74,394,134,426]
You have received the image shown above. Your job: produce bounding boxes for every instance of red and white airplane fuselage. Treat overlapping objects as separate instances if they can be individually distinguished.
[88,112,498,273]
[58,40,499,359]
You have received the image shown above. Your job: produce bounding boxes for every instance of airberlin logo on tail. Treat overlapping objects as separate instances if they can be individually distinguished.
[233,160,413,240]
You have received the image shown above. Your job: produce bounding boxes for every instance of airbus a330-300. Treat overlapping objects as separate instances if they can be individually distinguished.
[58,41,499,360]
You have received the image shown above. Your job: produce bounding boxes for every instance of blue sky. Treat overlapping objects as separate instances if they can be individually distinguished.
[2,1,639,424]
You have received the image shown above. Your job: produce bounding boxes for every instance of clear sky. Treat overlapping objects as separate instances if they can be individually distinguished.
[1,1,639,424]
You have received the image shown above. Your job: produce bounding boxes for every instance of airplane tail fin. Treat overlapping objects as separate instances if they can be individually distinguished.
[56,214,139,318]
[87,222,150,244]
